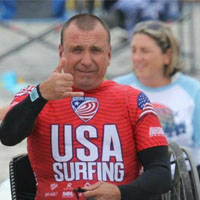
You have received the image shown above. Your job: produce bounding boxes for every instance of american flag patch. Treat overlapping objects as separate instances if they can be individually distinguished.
[71,97,99,122]
[137,92,157,118]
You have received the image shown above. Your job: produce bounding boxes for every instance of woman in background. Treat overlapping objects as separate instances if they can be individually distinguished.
[114,20,200,177]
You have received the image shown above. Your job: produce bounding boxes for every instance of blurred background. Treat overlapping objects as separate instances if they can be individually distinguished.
[0,0,200,184]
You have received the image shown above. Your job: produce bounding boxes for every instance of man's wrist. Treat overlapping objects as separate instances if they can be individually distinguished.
[30,85,47,102]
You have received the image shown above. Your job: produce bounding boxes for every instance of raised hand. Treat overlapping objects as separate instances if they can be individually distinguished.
[39,58,84,100]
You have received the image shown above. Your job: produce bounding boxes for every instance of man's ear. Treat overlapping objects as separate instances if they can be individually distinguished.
[59,44,63,58]
[107,46,112,67]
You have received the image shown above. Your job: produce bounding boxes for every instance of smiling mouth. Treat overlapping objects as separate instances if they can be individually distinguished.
[77,69,94,74]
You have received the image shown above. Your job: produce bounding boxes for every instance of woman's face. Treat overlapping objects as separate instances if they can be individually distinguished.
[131,33,171,86]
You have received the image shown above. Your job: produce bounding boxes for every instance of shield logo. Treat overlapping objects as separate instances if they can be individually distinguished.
[71,97,99,122]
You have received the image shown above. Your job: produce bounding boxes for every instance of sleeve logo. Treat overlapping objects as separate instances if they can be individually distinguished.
[149,127,165,137]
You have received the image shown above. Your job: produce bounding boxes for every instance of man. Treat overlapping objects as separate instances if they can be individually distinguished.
[0,14,171,200]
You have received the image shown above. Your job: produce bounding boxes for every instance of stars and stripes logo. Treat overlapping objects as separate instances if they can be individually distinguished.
[14,85,35,96]
[12,85,35,101]
[10,85,35,107]
[137,92,157,118]
[71,97,99,122]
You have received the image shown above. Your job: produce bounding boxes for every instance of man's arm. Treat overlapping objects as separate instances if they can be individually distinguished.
[118,146,171,200]
[0,105,10,121]
[83,146,171,200]
[0,58,84,146]
[0,85,47,146]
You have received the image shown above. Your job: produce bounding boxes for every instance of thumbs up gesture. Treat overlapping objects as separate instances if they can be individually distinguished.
[39,58,84,100]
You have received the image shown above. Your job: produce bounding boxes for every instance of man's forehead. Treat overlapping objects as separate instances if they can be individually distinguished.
[65,22,104,33]
[63,23,108,41]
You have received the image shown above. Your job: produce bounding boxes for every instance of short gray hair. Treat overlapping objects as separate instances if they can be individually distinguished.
[60,13,111,46]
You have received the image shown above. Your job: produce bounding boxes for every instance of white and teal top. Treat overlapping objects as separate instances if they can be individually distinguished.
[114,72,200,166]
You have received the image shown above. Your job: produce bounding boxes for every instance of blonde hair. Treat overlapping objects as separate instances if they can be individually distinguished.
[133,20,182,77]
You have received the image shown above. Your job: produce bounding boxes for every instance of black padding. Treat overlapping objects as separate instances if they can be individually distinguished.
[9,154,36,200]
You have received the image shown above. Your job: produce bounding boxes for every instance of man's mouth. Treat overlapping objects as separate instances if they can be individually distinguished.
[77,69,94,74]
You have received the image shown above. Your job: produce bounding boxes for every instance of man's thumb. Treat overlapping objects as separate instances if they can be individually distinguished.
[55,57,66,73]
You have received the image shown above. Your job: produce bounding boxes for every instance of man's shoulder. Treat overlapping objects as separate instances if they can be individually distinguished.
[10,85,36,106]
[14,85,35,96]
[106,80,141,96]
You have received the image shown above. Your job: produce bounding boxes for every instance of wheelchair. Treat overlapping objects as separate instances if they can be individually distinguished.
[9,142,200,200]
[162,141,200,200]
[9,154,36,200]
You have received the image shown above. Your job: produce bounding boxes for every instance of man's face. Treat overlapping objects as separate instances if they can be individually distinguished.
[59,23,111,91]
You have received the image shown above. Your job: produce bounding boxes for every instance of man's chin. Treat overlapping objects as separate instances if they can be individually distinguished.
[74,81,95,91]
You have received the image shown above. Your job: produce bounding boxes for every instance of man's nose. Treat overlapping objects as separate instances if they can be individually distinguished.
[81,52,92,66]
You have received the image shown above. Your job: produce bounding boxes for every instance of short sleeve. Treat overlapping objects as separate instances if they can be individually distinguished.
[133,92,168,151]
[10,85,35,108]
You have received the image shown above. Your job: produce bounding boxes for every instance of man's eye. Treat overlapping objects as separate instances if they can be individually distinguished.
[72,48,82,53]
[73,49,81,52]
[91,47,102,53]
